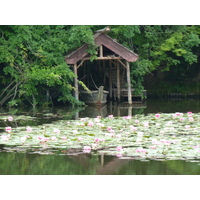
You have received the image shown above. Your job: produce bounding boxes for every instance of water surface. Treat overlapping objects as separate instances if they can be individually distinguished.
[0,100,200,175]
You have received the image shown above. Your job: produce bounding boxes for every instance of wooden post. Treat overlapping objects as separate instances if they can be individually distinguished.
[74,63,79,101]
[126,60,132,104]
[128,106,132,116]
[116,60,120,102]
[101,153,104,166]
[103,60,106,85]
[109,60,112,99]
[99,45,103,57]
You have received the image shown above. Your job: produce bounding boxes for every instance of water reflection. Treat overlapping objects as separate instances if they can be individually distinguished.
[78,101,147,119]
[0,152,200,175]
[0,100,200,175]
[78,99,200,118]
[1,100,199,121]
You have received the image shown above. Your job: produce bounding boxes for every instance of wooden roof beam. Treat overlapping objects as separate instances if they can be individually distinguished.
[82,56,123,61]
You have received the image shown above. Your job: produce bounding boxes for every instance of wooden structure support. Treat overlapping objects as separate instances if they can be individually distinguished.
[65,30,139,105]
[109,60,112,99]
[126,60,132,104]
[116,60,120,102]
[74,63,79,101]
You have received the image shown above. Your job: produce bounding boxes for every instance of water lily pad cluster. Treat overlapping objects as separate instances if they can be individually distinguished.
[0,112,200,161]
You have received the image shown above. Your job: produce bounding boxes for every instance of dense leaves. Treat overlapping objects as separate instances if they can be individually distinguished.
[0,25,95,107]
[0,25,200,106]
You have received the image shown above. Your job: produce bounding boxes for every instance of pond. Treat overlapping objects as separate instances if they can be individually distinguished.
[0,99,200,175]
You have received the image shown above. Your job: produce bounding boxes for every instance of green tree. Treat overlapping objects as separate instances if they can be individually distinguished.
[0,25,96,107]
[108,25,200,95]
[1,25,200,107]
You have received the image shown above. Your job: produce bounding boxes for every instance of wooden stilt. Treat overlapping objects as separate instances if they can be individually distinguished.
[116,60,120,102]
[126,60,132,104]
[74,63,79,101]
[128,106,132,116]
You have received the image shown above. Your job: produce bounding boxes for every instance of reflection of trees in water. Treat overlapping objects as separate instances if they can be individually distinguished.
[78,103,146,119]
[1,152,200,175]
[68,153,130,175]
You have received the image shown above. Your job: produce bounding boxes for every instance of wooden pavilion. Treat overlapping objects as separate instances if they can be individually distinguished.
[65,29,139,104]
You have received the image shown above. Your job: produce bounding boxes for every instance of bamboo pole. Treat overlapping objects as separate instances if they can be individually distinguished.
[126,60,132,104]
[74,63,79,101]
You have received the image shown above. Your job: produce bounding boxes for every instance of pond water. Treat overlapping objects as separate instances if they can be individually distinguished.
[0,99,200,175]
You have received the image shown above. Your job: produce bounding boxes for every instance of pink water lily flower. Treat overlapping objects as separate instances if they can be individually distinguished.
[53,128,60,134]
[136,148,146,153]
[187,112,193,118]
[107,127,113,131]
[152,139,160,145]
[37,136,43,140]
[188,117,194,122]
[51,136,57,141]
[94,138,100,142]
[26,127,32,132]
[5,127,12,133]
[123,115,132,119]
[175,112,183,117]
[160,139,166,143]
[78,137,83,141]
[165,141,171,146]
[108,115,113,118]
[8,116,13,121]
[130,125,137,131]
[37,136,48,142]
[185,125,190,129]
[43,138,49,142]
[116,146,123,151]
[61,136,67,140]
[166,121,173,126]
[1,135,10,141]
[155,113,160,118]
[83,146,91,153]
[116,134,121,138]
[179,118,184,122]
[88,121,94,127]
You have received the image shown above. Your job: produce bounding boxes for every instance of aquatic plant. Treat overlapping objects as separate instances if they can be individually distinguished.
[0,112,200,161]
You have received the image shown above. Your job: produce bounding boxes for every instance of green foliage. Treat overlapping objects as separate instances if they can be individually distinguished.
[1,25,200,107]
[0,25,97,107]
[109,25,200,93]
